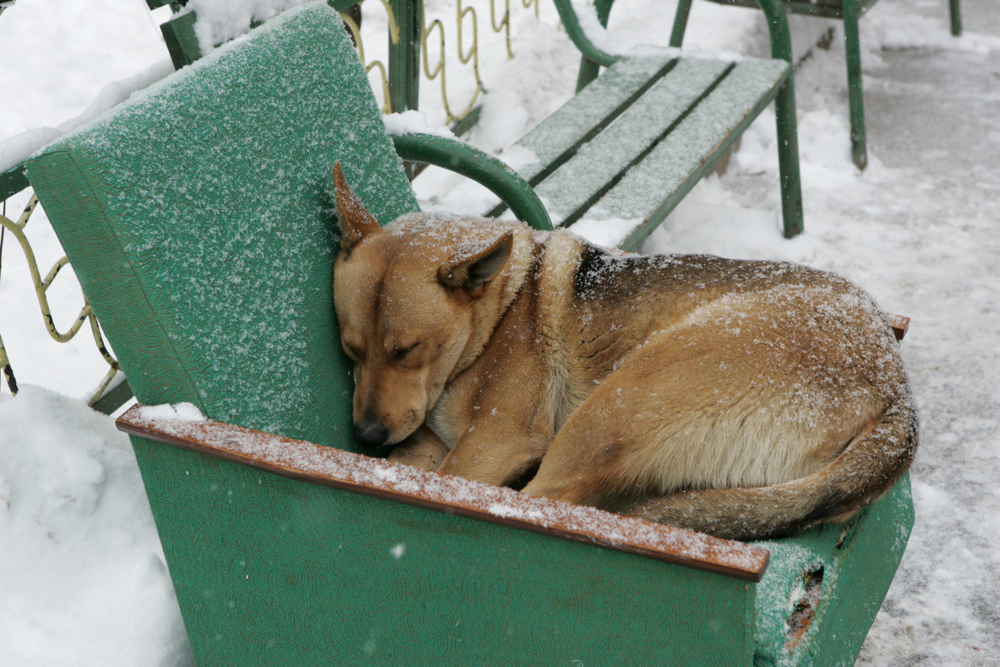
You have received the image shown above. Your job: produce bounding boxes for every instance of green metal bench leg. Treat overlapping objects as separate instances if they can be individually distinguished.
[756,0,804,237]
[775,80,804,237]
[669,0,694,48]
[949,0,962,36]
[387,0,421,113]
[843,0,867,170]
[576,59,601,93]
[574,0,616,92]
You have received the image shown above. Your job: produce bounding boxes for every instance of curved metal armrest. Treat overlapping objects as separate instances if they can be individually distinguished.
[753,0,794,63]
[552,0,794,67]
[391,134,553,232]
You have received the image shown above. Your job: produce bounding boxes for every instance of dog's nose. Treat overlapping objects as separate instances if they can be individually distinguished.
[353,418,390,446]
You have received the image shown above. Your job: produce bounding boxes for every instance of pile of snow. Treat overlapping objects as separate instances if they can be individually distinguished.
[181,0,314,55]
[0,387,193,666]
[0,59,174,175]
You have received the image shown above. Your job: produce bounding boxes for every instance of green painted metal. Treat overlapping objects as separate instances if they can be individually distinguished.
[752,472,913,664]
[750,0,804,237]
[0,165,29,202]
[573,0,615,91]
[686,0,962,170]
[388,0,422,114]
[448,103,482,137]
[128,433,759,665]
[160,11,202,69]
[697,0,882,19]
[145,0,188,10]
[669,0,693,48]
[91,378,135,415]
[843,0,867,171]
[391,134,553,231]
[158,1,372,72]
[552,0,618,70]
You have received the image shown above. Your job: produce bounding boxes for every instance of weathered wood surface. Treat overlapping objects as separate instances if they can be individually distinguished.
[117,404,772,582]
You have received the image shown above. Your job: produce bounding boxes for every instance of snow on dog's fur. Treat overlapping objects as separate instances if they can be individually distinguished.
[331,163,916,540]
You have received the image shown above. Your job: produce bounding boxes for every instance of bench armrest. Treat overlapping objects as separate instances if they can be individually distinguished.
[391,133,553,231]
[116,403,769,581]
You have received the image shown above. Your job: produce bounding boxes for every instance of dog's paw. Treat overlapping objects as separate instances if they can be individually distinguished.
[388,447,443,471]
[387,428,449,470]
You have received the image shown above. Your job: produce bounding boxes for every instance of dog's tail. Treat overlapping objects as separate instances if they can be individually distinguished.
[624,393,918,541]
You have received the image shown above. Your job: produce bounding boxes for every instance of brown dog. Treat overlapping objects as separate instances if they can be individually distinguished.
[332,163,917,540]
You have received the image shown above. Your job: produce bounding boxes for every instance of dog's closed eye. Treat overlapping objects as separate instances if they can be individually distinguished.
[393,343,419,362]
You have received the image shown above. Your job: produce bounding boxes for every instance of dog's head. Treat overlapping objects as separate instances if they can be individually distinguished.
[331,163,520,447]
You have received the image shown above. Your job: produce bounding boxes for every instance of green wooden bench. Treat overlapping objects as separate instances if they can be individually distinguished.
[439,0,806,242]
[24,3,912,664]
[669,0,963,170]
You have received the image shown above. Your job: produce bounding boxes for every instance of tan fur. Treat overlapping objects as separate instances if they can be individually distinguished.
[332,165,917,540]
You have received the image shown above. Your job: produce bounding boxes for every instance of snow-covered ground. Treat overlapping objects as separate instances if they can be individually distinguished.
[1,0,998,664]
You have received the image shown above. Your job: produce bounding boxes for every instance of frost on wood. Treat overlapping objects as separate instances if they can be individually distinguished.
[138,403,207,423]
[119,405,772,580]
[533,57,729,226]
[512,52,675,182]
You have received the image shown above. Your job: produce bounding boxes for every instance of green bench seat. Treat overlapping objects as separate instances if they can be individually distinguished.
[488,51,792,248]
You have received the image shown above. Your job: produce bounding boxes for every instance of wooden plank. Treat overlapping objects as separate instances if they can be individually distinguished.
[886,313,910,340]
[116,404,771,582]
[508,50,678,185]
[572,58,789,250]
[533,56,732,227]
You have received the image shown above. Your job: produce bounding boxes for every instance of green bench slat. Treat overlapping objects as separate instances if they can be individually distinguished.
[571,58,790,250]
[510,51,678,184]
[531,56,732,226]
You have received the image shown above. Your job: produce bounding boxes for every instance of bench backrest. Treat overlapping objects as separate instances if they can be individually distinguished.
[27,2,415,449]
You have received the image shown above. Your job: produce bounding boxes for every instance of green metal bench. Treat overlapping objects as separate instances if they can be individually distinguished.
[24,3,912,664]
[669,0,963,170]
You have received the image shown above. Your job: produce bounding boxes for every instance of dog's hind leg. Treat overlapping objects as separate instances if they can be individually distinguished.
[519,318,859,512]
[518,338,719,510]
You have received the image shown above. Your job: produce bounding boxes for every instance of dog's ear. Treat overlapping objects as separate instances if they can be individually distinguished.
[333,161,381,253]
[438,231,514,299]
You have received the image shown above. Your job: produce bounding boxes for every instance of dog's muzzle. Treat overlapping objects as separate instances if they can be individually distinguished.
[353,416,390,447]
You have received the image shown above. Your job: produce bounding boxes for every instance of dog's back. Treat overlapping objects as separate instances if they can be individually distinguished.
[522,235,916,539]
